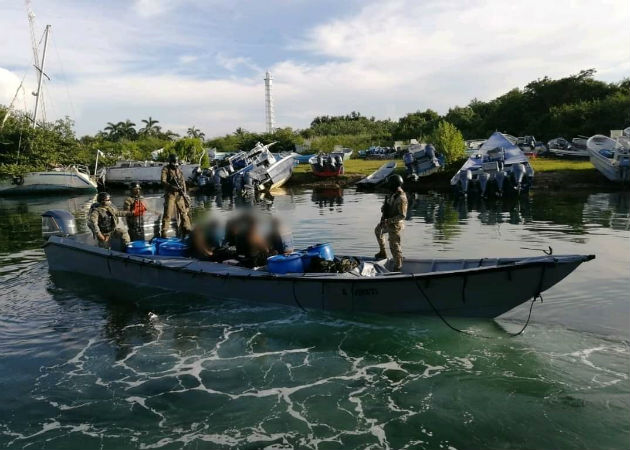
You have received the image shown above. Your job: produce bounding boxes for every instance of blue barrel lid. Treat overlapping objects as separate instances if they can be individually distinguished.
[128,240,152,248]
[268,253,302,262]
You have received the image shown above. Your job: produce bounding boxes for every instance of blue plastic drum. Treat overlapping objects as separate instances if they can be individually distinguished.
[158,241,190,257]
[267,253,304,274]
[126,240,156,255]
[306,243,334,261]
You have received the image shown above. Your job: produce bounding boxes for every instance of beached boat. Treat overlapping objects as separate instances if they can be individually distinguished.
[405,144,443,179]
[332,147,353,161]
[41,210,593,318]
[586,135,630,182]
[215,142,294,192]
[465,139,486,155]
[0,165,98,195]
[101,160,201,186]
[516,136,546,157]
[451,132,534,197]
[547,137,589,158]
[293,153,315,164]
[309,154,344,177]
[356,161,397,189]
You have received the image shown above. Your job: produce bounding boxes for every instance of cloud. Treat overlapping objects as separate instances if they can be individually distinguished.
[216,53,261,73]
[0,68,24,107]
[0,0,627,137]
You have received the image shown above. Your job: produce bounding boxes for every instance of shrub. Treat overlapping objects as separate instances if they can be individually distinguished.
[428,121,465,165]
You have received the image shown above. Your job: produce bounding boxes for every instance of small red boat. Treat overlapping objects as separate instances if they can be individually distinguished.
[309,154,344,177]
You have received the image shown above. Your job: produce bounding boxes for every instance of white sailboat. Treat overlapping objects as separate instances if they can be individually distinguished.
[1,13,98,196]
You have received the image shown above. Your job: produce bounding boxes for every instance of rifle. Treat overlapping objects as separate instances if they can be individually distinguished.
[170,174,192,209]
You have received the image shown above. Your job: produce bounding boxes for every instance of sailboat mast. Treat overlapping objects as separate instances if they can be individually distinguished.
[32,24,50,128]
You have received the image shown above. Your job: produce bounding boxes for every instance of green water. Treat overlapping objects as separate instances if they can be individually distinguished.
[0,189,628,449]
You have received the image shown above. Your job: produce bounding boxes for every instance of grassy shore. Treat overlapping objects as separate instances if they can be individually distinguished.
[285,157,622,191]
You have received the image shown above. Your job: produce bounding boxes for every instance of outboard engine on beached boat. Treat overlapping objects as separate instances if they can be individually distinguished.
[495,171,506,196]
[478,171,490,197]
[42,210,77,238]
[458,169,472,195]
[511,163,526,192]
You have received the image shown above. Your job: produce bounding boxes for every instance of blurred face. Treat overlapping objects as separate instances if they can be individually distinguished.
[132,187,141,196]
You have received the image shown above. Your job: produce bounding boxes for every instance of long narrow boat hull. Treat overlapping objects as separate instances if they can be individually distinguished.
[44,236,593,318]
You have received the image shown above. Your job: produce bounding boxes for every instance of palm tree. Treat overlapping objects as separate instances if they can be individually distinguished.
[139,116,160,135]
[162,130,180,141]
[118,119,137,140]
[187,126,205,140]
[104,121,121,141]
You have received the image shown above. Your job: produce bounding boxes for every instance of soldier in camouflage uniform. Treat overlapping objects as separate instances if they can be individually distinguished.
[374,175,408,271]
[89,192,132,249]
[123,182,149,241]
[161,154,192,238]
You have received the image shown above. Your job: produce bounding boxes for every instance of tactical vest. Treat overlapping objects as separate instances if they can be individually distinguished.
[164,167,184,189]
[382,193,400,219]
[95,206,118,233]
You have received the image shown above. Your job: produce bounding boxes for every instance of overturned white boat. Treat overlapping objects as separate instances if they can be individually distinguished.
[356,161,397,189]
[405,144,442,180]
[586,134,630,183]
[451,132,534,197]
[214,142,294,192]
[0,165,98,195]
[42,210,593,318]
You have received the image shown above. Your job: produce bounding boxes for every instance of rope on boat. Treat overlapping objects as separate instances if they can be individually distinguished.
[412,266,546,338]
[291,279,306,312]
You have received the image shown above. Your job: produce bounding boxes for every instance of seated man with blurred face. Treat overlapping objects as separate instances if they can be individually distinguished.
[267,217,294,256]
[235,213,270,268]
[190,217,224,261]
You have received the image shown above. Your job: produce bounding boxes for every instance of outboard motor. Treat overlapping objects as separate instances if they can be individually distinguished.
[495,171,506,196]
[459,170,472,195]
[525,164,534,179]
[511,163,526,191]
[42,210,77,238]
[478,171,490,197]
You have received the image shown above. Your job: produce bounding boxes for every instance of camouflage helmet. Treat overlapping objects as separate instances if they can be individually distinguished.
[97,192,111,203]
[131,182,141,191]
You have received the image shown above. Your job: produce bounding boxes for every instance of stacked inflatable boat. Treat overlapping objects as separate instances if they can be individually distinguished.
[451,132,534,197]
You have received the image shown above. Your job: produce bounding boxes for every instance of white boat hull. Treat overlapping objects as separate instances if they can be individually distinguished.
[548,148,589,158]
[587,135,630,183]
[0,169,97,195]
[104,162,200,185]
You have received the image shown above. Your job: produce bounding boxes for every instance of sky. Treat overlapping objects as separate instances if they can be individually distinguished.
[0,0,628,137]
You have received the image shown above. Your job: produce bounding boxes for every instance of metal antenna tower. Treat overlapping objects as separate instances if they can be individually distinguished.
[264,71,275,133]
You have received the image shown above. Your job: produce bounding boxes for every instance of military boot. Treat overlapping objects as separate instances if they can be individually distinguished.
[374,250,387,259]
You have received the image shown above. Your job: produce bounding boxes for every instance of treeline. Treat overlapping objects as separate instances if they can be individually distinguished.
[0,69,628,176]
[205,69,630,151]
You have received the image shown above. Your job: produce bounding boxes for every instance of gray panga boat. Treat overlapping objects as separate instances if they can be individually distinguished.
[42,210,594,318]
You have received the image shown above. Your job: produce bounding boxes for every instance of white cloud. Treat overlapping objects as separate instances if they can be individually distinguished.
[0,0,628,137]
[0,69,24,107]
[216,53,261,73]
